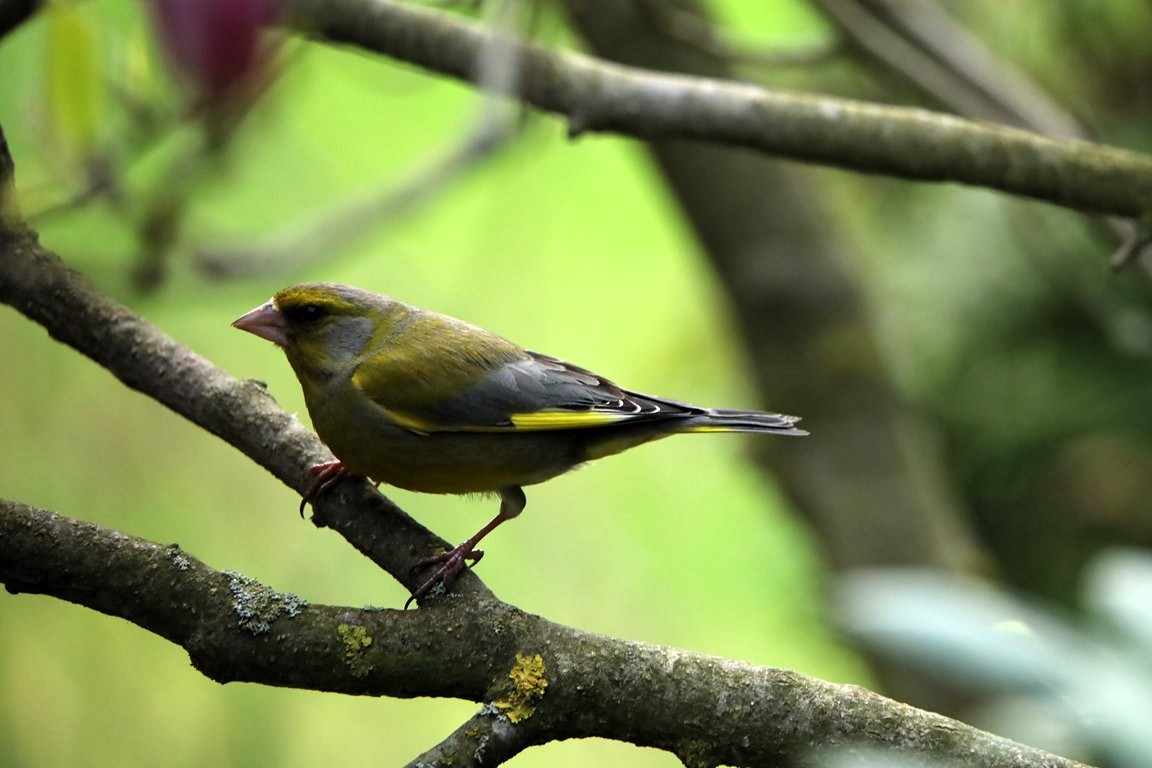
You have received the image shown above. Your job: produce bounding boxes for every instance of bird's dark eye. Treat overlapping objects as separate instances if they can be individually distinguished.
[289,303,327,324]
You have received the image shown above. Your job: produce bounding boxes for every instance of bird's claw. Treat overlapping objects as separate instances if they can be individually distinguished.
[299,460,353,517]
[404,545,485,609]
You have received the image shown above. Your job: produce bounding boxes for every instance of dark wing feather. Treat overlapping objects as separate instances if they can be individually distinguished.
[355,347,702,433]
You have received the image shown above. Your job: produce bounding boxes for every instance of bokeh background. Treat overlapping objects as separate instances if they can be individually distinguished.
[3,1,1152,766]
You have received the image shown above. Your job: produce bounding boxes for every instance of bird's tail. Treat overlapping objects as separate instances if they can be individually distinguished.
[582,404,806,461]
[682,408,807,436]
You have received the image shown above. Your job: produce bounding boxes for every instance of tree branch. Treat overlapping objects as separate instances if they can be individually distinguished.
[406,710,537,768]
[0,498,1091,768]
[0,0,37,41]
[0,498,494,697]
[282,0,1152,218]
[0,126,488,605]
[0,221,495,603]
[811,0,1086,138]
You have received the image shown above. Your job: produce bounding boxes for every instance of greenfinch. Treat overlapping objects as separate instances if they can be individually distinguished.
[233,282,805,605]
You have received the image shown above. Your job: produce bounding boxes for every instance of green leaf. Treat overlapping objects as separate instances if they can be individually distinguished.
[45,0,104,158]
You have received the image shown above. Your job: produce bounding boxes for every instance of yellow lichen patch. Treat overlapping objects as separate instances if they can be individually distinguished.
[492,653,548,723]
[337,623,374,678]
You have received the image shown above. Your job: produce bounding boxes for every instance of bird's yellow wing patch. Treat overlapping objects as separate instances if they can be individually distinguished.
[376,406,442,434]
[508,410,636,430]
[680,424,729,433]
[371,406,634,433]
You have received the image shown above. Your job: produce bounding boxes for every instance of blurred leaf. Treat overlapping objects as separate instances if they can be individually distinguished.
[1084,548,1152,652]
[818,746,960,768]
[45,0,104,159]
[1068,648,1152,768]
[840,559,1152,768]
[838,569,1081,690]
[146,0,279,103]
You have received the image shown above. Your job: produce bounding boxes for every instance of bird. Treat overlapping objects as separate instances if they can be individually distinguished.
[233,282,806,606]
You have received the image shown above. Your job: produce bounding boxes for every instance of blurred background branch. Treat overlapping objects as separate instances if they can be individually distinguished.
[0,0,37,41]
[809,0,1085,137]
[284,0,1152,217]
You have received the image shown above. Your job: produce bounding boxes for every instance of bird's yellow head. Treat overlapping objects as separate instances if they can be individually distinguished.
[233,282,407,392]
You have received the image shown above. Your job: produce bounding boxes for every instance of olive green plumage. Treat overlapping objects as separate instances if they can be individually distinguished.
[233,282,805,602]
[237,281,803,498]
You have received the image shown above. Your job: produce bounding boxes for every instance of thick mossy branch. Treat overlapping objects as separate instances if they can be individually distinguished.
[0,499,501,698]
[285,0,1152,218]
[0,499,1090,768]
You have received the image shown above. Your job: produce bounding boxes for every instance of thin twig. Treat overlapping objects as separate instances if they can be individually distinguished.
[812,0,1084,137]
[404,710,537,767]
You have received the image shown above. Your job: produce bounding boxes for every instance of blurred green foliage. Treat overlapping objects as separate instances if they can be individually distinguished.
[0,2,863,766]
[840,550,1152,767]
[824,4,1152,604]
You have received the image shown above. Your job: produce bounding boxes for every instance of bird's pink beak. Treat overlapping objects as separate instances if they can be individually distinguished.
[232,300,288,346]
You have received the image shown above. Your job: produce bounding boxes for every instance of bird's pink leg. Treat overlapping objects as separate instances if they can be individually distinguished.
[405,486,525,608]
